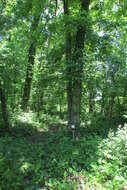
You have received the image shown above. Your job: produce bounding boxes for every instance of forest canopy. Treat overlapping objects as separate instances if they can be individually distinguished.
[0,0,127,128]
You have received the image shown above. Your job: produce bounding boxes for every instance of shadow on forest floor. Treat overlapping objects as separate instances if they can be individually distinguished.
[0,117,125,189]
[10,115,123,142]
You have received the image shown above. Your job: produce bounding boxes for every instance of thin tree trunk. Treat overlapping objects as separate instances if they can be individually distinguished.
[37,91,43,120]
[22,16,40,111]
[110,95,115,119]
[89,90,94,113]
[101,92,105,114]
[59,98,62,119]
[117,96,121,116]
[109,71,116,119]
[37,95,40,119]
[0,80,9,129]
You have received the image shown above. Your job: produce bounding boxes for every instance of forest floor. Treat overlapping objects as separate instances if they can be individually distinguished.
[0,112,127,190]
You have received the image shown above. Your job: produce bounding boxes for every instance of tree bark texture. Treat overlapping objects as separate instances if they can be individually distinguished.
[22,16,40,111]
[63,0,73,127]
[71,0,90,128]
[63,0,90,128]
[0,80,9,129]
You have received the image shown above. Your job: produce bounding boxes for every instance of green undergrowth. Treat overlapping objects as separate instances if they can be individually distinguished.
[0,113,127,189]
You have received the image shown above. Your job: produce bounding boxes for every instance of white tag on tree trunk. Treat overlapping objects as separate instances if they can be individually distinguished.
[71,124,75,129]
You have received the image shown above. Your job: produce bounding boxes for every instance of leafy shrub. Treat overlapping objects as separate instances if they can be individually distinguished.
[0,118,127,189]
[87,125,127,189]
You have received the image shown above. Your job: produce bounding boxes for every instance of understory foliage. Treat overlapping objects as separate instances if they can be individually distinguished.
[0,113,127,190]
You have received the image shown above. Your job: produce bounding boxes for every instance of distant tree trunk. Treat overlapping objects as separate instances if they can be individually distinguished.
[101,91,105,114]
[37,92,43,120]
[59,98,62,119]
[63,0,73,127]
[110,95,115,119]
[0,80,9,129]
[37,95,40,119]
[11,84,16,111]
[89,90,94,113]
[117,96,121,116]
[71,0,90,129]
[109,70,116,119]
[22,16,40,111]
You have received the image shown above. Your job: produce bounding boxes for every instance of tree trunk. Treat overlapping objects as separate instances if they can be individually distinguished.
[71,78,82,128]
[89,90,94,113]
[59,98,62,119]
[109,70,116,119]
[22,16,40,111]
[110,95,115,119]
[63,0,90,129]
[71,0,90,129]
[0,80,9,129]
[22,43,36,111]
[63,0,73,127]
[101,92,105,114]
